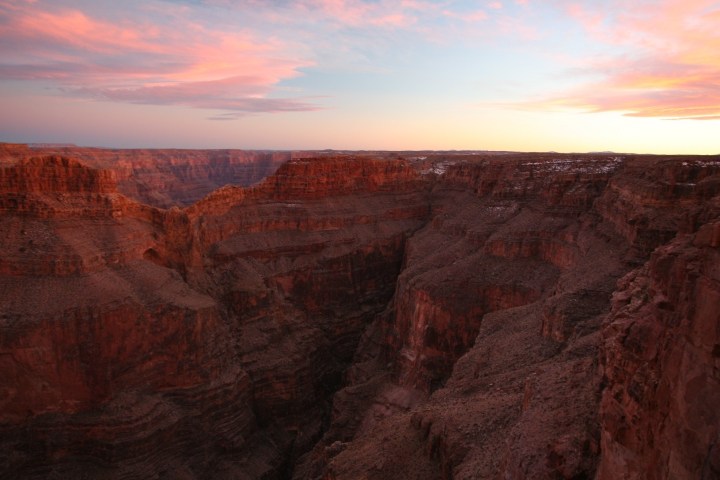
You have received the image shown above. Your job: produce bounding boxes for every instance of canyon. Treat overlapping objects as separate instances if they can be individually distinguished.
[0,143,718,479]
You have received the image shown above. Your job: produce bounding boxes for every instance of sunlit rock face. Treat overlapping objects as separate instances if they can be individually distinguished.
[1,143,297,208]
[1,145,719,480]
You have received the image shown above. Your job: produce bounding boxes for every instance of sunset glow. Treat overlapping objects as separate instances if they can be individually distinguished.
[1,0,718,153]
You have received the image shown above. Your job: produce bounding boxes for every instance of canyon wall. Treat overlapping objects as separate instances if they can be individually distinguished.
[0,145,719,479]
[0,154,258,478]
[2,144,299,207]
[0,151,430,478]
[294,155,720,480]
[598,208,720,480]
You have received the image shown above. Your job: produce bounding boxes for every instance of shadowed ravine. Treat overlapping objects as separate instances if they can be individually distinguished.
[1,144,719,479]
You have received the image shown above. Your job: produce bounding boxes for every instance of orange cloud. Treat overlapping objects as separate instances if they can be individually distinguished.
[536,0,720,120]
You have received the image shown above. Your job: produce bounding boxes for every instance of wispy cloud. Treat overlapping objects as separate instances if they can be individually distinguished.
[308,0,417,27]
[0,0,317,115]
[12,0,714,125]
[523,0,720,120]
[441,8,488,22]
[0,0,527,117]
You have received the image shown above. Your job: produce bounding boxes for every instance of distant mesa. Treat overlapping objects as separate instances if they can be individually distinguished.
[27,143,79,148]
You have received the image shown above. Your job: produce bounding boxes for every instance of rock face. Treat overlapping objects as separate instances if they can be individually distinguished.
[598,211,720,480]
[3,144,298,207]
[298,155,628,479]
[0,150,430,478]
[0,154,256,479]
[1,145,719,479]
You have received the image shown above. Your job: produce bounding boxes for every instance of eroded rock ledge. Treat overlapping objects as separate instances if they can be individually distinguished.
[0,147,718,480]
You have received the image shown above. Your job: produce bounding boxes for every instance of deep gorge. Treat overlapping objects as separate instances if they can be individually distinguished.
[1,143,718,479]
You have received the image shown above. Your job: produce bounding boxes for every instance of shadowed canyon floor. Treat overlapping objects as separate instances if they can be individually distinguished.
[1,144,719,479]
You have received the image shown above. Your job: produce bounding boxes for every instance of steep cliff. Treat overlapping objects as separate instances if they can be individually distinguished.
[598,206,720,480]
[16,145,299,208]
[296,155,626,479]
[0,152,431,478]
[0,155,263,478]
[1,148,719,480]
[179,156,432,468]
[295,155,720,480]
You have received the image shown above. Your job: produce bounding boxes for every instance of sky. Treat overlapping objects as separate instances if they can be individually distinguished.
[0,0,718,153]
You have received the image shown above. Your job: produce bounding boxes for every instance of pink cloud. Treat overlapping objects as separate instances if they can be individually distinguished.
[0,2,317,115]
[533,0,720,120]
[442,8,488,23]
[6,9,162,55]
[258,0,505,31]
[304,0,418,28]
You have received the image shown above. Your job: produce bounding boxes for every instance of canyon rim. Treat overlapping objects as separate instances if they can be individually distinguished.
[0,143,718,479]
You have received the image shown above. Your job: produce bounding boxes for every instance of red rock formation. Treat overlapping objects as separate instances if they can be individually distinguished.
[0,154,266,478]
[1,147,719,480]
[594,157,720,255]
[0,152,432,478]
[0,156,120,218]
[598,210,720,480]
[376,155,624,393]
[12,145,298,207]
[297,154,720,480]
[181,157,432,466]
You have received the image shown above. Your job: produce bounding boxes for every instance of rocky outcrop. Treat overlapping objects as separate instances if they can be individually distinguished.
[0,272,258,478]
[598,210,720,480]
[0,156,160,276]
[0,156,121,218]
[377,155,626,393]
[1,148,719,480]
[182,157,432,467]
[0,155,116,195]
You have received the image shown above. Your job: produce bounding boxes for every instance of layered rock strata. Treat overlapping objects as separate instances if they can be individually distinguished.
[295,155,720,480]
[1,144,299,208]
[0,153,430,479]
[1,147,719,480]
[598,209,720,480]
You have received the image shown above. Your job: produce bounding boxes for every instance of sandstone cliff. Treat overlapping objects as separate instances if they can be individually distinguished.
[598,206,720,480]
[10,145,299,208]
[293,154,720,480]
[0,154,260,478]
[1,146,719,479]
[0,152,431,478]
